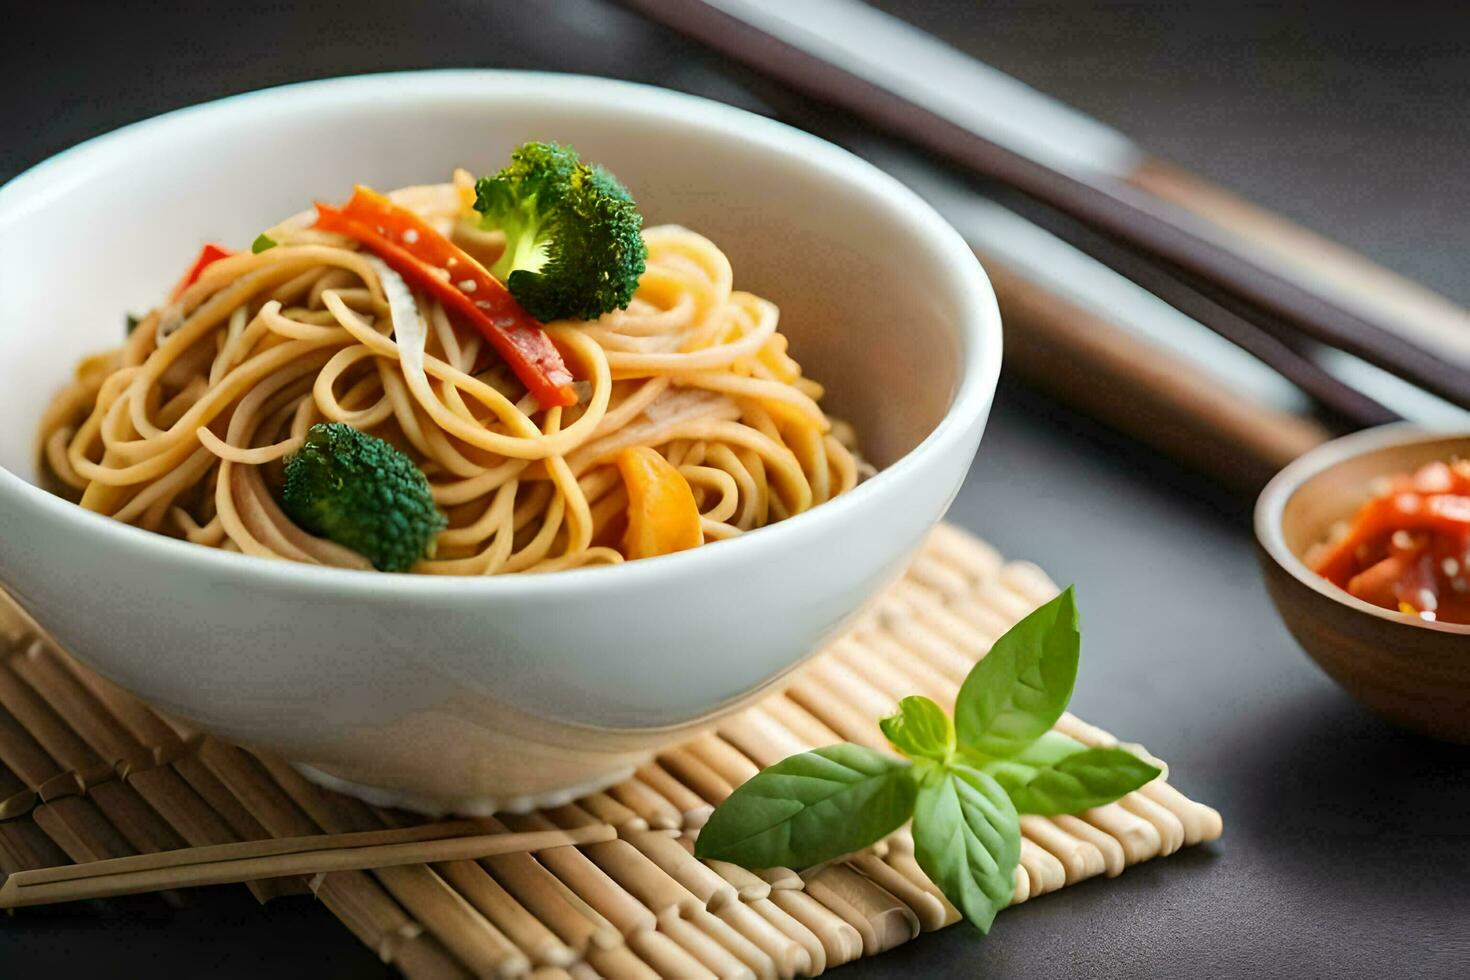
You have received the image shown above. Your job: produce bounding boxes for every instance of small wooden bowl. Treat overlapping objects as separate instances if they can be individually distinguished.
[1255,425,1470,743]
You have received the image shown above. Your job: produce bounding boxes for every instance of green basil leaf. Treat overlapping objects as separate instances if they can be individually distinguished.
[694,744,916,869]
[252,233,278,254]
[1008,729,1087,766]
[967,730,1086,785]
[954,587,1079,758]
[997,747,1161,816]
[912,763,1020,934]
[879,695,955,762]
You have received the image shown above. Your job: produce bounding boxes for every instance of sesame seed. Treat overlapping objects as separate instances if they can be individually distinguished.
[446,257,458,267]
[475,300,492,309]
[458,279,477,292]
[1417,588,1438,612]
[1395,493,1420,513]
[1391,530,1414,551]
[1444,557,1461,578]
[403,229,419,244]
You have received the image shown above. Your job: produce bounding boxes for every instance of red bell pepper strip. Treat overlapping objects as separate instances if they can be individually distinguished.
[314,186,575,409]
[1313,491,1470,587]
[1311,460,1470,623]
[170,243,234,300]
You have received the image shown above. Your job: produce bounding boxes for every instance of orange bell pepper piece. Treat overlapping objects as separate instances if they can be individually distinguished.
[618,447,703,560]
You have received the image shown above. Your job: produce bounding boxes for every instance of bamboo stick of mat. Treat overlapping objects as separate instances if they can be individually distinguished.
[0,824,614,909]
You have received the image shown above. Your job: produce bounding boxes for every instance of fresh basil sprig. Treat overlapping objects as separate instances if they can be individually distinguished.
[695,587,1161,935]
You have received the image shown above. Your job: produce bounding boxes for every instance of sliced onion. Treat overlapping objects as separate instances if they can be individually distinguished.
[368,255,430,390]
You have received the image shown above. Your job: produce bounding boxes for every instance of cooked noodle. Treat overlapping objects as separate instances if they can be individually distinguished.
[37,182,869,574]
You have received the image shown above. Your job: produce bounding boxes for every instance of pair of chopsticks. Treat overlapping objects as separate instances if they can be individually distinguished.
[620,0,1467,429]
[0,820,613,909]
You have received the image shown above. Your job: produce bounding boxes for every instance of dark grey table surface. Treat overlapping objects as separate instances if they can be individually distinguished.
[3,2,1467,977]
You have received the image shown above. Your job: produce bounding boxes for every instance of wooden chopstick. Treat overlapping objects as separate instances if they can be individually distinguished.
[724,70,1397,435]
[1128,159,1470,363]
[982,255,1330,491]
[1028,214,1400,428]
[623,0,1470,412]
[0,821,615,909]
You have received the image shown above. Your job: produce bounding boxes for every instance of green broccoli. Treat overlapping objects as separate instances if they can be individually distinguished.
[281,423,446,573]
[474,141,647,322]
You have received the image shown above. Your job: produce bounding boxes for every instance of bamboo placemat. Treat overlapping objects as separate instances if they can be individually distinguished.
[0,524,1221,977]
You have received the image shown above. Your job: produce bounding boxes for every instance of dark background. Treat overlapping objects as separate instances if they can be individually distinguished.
[2,1,1467,976]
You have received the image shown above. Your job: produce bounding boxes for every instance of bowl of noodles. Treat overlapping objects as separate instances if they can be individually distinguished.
[0,72,1000,813]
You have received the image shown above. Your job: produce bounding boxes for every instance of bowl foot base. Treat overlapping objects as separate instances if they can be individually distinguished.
[292,760,641,818]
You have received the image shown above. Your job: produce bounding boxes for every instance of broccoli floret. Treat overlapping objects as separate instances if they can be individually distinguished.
[475,142,647,322]
[281,423,446,573]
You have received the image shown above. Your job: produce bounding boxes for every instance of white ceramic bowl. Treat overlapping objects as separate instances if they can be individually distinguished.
[0,71,1000,814]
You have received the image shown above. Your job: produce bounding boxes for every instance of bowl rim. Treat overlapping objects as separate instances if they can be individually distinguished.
[0,69,1002,598]
[1255,421,1470,636]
